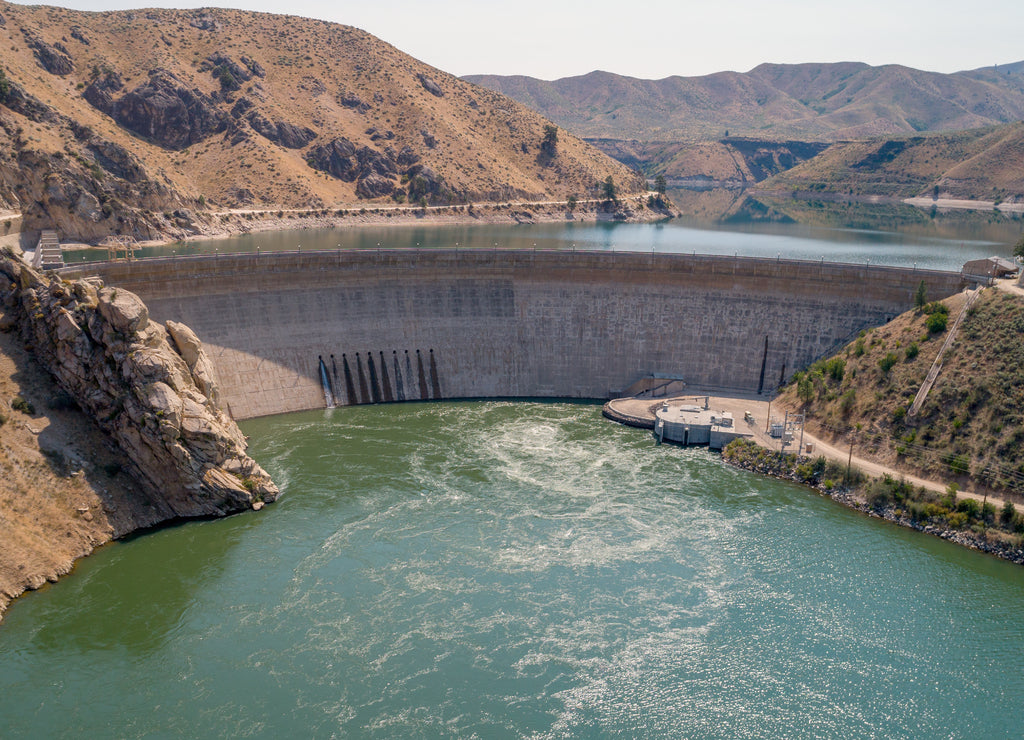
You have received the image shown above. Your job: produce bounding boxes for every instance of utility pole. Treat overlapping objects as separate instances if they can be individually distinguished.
[765,397,772,434]
[795,413,806,459]
[846,432,855,483]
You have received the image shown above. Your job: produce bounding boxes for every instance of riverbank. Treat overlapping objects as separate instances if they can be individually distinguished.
[722,438,1024,565]
[604,392,1024,564]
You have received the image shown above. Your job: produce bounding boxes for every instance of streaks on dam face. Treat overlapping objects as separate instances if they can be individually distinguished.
[59,251,966,419]
[321,348,443,406]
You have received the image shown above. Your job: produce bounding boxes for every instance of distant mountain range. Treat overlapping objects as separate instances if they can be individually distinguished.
[466,61,1024,141]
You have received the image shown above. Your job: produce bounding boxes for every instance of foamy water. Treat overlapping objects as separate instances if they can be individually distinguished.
[1,402,1022,738]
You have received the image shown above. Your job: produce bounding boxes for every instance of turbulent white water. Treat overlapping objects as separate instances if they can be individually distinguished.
[1,402,1023,738]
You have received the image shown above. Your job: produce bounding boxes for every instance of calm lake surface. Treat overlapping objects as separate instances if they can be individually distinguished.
[64,211,1023,272]
[7,215,1024,736]
[2,402,1023,738]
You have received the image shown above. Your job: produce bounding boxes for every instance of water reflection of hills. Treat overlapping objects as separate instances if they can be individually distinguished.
[61,205,1020,272]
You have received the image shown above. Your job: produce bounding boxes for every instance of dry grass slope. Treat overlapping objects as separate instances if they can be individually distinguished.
[777,287,1024,499]
[0,2,642,240]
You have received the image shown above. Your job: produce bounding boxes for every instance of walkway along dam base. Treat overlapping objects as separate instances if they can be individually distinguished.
[59,251,966,420]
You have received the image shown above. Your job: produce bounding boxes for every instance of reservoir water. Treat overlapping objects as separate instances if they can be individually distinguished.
[63,210,1023,272]
[2,402,1023,738]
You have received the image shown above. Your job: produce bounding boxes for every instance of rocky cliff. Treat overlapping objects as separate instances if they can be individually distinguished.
[0,251,277,521]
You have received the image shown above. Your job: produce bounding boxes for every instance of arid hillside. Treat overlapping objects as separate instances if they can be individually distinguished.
[0,2,643,242]
[467,62,1024,142]
[762,122,1024,201]
[776,285,1024,500]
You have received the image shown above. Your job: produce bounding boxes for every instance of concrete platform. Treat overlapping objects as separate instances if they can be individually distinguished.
[605,393,784,451]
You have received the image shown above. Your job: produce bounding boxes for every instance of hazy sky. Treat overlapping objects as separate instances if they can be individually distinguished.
[12,0,1024,80]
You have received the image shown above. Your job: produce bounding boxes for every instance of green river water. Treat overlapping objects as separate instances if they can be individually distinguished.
[5,217,1024,737]
[2,402,1023,738]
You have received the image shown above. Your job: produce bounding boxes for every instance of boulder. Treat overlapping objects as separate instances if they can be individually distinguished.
[166,320,222,406]
[240,56,266,79]
[0,254,278,519]
[201,51,253,85]
[3,82,59,124]
[22,30,74,76]
[306,137,359,181]
[417,73,444,98]
[97,286,149,334]
[338,93,369,112]
[396,145,420,168]
[272,120,317,149]
[82,71,124,115]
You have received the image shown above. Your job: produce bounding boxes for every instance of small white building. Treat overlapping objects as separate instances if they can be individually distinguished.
[654,402,752,449]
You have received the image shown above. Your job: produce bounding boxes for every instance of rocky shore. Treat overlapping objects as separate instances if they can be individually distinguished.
[722,438,1024,565]
[156,192,675,247]
[0,250,278,618]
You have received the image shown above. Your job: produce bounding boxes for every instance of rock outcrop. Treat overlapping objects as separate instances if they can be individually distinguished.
[416,73,444,98]
[0,252,277,519]
[22,30,74,76]
[111,69,228,150]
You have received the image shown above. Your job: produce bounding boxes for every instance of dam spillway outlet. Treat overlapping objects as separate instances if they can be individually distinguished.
[322,350,443,406]
[318,356,336,408]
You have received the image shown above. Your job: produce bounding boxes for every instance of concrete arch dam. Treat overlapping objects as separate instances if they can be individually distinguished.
[60,250,965,420]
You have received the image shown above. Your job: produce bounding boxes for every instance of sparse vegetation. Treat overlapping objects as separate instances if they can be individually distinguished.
[778,288,1024,498]
[724,439,1024,551]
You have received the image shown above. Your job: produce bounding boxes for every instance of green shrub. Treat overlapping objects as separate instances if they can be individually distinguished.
[904,342,919,361]
[879,353,899,373]
[925,312,948,333]
[823,357,846,382]
[11,396,35,415]
[945,511,969,528]
[839,389,856,415]
[1001,501,1017,526]
[956,497,981,518]
[945,453,970,476]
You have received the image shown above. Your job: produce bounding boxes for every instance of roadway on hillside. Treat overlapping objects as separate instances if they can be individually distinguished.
[211,194,656,217]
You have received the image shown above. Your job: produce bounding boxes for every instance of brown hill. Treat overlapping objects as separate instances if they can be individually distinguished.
[0,2,643,242]
[762,122,1024,201]
[591,138,830,188]
[466,62,1024,142]
[774,285,1024,500]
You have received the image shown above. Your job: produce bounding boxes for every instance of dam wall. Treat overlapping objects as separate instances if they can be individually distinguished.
[60,250,965,419]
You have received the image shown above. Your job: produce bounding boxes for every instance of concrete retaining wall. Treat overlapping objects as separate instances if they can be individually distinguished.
[60,250,965,419]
